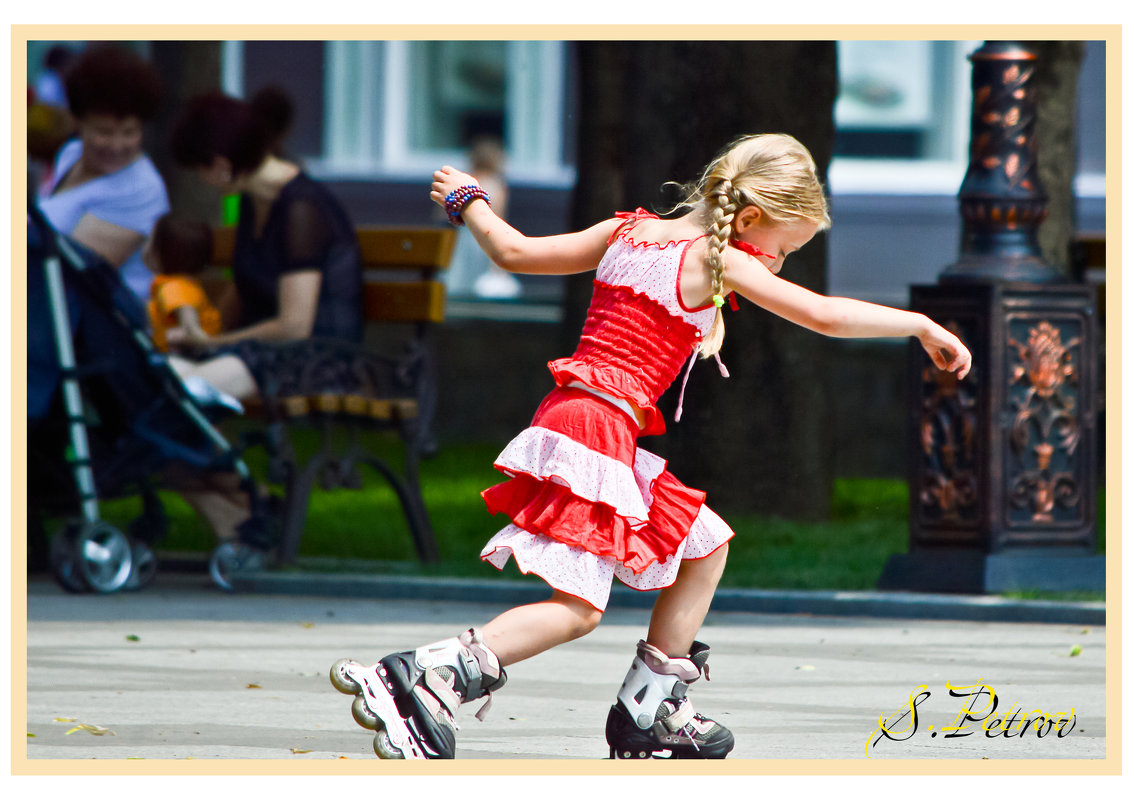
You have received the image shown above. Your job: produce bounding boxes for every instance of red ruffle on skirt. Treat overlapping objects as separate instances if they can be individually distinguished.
[482,468,704,574]
[481,387,708,574]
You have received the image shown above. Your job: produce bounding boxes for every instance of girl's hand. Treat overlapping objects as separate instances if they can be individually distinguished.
[429,165,480,210]
[919,322,972,380]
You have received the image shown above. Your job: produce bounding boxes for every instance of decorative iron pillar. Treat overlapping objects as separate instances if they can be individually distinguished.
[942,42,1063,283]
[880,42,1101,594]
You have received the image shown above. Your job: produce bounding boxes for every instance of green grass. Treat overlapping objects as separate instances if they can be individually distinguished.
[87,438,1106,597]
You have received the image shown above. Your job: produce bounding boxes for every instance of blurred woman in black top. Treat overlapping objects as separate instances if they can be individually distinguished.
[166,86,363,400]
[164,86,363,546]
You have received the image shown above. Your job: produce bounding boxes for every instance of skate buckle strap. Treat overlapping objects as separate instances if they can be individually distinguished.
[422,667,463,717]
[474,694,494,722]
[672,702,704,753]
[664,699,697,733]
[459,627,506,721]
[658,701,701,753]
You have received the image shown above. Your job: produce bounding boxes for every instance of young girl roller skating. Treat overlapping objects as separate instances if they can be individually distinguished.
[330,133,972,760]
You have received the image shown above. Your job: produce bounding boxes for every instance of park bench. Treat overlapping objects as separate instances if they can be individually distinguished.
[208,225,455,566]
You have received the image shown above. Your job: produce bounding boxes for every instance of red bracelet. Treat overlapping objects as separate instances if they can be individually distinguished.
[444,185,491,226]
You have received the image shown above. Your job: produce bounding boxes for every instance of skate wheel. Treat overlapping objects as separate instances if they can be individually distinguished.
[208,541,264,592]
[352,695,380,730]
[76,521,133,593]
[329,659,362,695]
[373,728,406,760]
[124,541,158,591]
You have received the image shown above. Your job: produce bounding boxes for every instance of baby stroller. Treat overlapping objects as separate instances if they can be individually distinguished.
[27,203,275,592]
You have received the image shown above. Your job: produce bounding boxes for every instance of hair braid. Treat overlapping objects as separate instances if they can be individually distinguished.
[700,181,738,357]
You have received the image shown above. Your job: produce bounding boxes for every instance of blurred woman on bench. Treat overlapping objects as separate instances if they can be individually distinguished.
[163,86,363,547]
[165,86,363,402]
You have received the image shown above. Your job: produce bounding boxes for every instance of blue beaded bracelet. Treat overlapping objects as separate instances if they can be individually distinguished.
[444,184,491,226]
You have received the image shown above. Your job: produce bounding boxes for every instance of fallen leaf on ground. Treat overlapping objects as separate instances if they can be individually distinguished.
[290,748,313,754]
[65,723,115,736]
[246,683,262,689]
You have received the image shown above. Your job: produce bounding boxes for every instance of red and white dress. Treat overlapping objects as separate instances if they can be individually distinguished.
[480,210,736,610]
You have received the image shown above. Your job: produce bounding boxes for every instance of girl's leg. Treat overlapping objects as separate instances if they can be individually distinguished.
[605,543,735,759]
[479,590,603,666]
[331,589,602,759]
[646,541,729,656]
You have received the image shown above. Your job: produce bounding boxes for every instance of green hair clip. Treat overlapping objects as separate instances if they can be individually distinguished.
[712,294,726,308]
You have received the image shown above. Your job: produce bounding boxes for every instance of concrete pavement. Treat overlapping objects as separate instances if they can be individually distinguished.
[21,571,1107,764]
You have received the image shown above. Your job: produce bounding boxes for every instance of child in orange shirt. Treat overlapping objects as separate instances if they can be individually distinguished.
[144,214,222,351]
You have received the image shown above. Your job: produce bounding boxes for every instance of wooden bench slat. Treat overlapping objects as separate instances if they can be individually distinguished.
[364,280,446,323]
[357,228,454,270]
[210,226,454,272]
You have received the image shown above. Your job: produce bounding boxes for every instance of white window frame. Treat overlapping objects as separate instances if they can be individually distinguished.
[312,40,573,186]
[221,40,244,98]
[828,39,979,196]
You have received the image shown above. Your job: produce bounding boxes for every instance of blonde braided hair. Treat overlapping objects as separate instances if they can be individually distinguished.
[671,134,831,358]
[701,179,739,357]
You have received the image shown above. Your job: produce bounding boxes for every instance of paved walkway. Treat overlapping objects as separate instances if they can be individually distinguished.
[19,571,1107,766]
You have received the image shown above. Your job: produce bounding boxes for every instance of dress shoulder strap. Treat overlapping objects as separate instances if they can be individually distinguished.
[607,208,660,245]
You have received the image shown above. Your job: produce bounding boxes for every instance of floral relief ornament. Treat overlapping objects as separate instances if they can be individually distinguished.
[1008,320,1081,462]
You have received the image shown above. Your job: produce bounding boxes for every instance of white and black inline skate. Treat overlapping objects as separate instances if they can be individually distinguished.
[605,639,734,759]
[329,627,507,759]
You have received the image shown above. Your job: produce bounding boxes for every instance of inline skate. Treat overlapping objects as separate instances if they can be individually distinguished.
[605,639,734,759]
[330,627,506,759]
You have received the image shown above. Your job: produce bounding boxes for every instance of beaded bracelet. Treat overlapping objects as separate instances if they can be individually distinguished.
[444,184,491,226]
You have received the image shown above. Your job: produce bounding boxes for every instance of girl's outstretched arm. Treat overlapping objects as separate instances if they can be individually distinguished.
[725,251,973,379]
[430,166,621,275]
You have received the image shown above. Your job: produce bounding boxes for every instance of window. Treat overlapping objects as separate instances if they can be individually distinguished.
[829,39,1106,201]
[830,40,978,194]
[318,40,571,184]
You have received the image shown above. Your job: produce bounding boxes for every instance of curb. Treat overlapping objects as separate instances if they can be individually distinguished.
[228,570,1105,626]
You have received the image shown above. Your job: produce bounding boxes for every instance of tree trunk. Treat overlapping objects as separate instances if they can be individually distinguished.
[148,41,224,222]
[569,41,839,519]
[1026,41,1085,275]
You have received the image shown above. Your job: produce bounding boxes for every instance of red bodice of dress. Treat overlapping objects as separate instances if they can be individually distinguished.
[549,283,703,436]
[547,210,717,436]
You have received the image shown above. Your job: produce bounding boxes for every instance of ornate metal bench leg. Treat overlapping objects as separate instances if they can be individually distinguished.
[359,449,439,565]
[278,454,324,565]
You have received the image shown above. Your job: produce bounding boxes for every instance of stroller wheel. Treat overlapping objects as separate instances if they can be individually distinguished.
[76,521,134,593]
[49,525,91,593]
[209,541,265,592]
[124,541,159,591]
